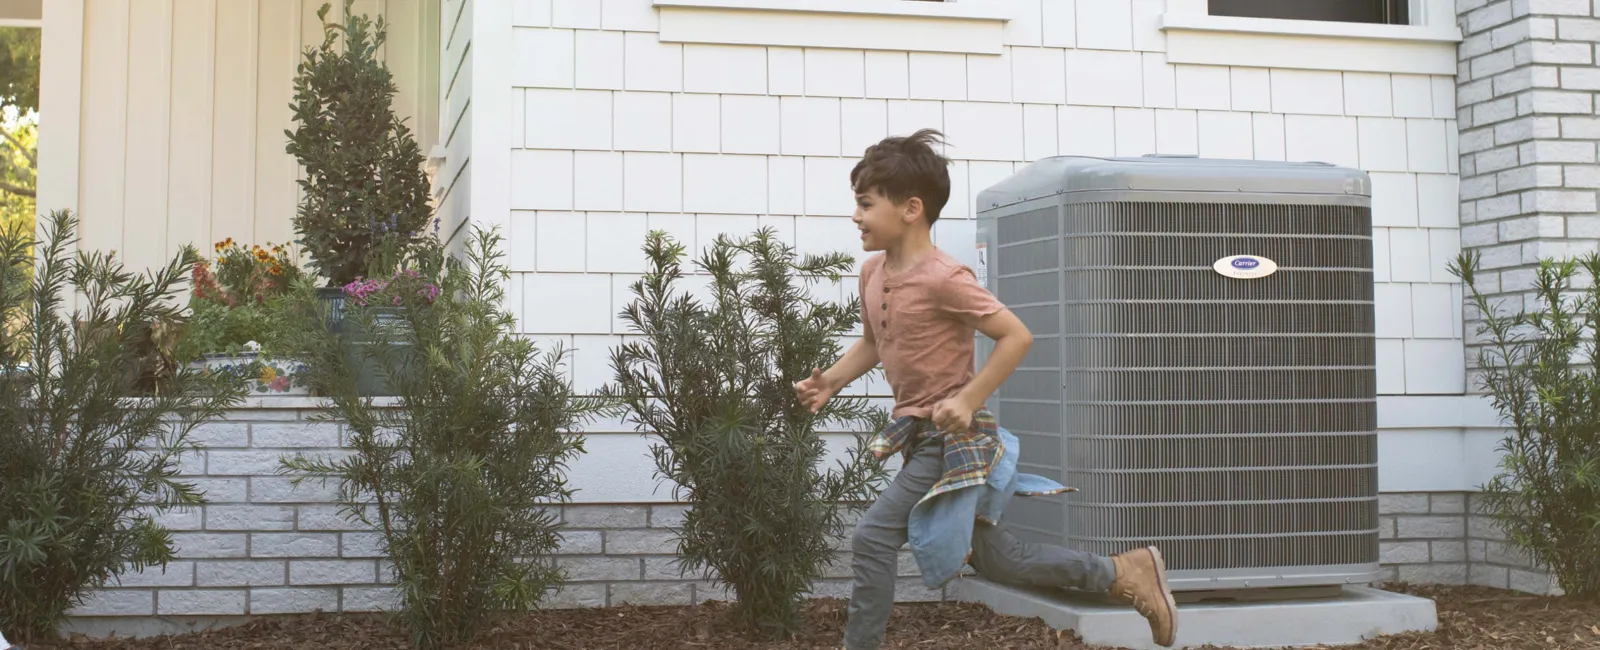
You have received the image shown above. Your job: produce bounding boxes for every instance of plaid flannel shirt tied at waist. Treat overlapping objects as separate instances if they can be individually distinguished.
[865,409,1076,588]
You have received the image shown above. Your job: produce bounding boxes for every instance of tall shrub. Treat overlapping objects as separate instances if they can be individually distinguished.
[276,226,605,649]
[0,211,247,642]
[604,228,889,639]
[1451,250,1600,599]
[286,0,433,287]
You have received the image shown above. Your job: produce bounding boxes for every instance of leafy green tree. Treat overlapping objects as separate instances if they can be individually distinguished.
[285,1,432,287]
[0,27,39,116]
[0,27,39,241]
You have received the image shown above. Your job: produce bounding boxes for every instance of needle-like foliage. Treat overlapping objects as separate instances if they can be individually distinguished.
[1452,250,1600,599]
[276,226,606,648]
[0,210,247,642]
[604,228,889,639]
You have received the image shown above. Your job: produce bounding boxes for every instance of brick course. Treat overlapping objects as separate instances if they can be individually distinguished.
[68,406,1561,626]
[68,403,944,623]
[1457,0,1600,341]
[1377,490,1557,594]
[1446,0,1576,599]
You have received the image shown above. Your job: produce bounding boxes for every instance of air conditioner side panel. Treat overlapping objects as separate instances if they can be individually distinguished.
[985,179,1379,592]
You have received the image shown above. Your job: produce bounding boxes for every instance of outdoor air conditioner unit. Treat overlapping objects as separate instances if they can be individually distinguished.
[973,155,1380,595]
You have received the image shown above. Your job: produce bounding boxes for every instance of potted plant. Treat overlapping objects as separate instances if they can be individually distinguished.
[285,0,434,330]
[337,265,438,396]
[173,239,311,396]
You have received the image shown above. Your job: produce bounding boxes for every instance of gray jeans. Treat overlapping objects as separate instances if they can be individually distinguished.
[844,435,1117,650]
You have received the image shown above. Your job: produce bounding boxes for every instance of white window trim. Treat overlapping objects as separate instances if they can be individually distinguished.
[653,0,1013,55]
[1160,0,1462,76]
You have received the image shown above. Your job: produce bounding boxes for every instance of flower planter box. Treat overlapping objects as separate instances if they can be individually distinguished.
[317,286,348,333]
[344,311,414,397]
[196,353,312,396]
[325,272,437,397]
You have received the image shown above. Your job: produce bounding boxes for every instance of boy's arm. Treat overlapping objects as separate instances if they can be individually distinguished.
[796,321,881,413]
[824,335,881,390]
[933,307,1032,433]
[797,261,882,413]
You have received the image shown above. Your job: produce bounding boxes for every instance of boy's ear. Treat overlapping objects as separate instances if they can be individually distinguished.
[901,197,925,224]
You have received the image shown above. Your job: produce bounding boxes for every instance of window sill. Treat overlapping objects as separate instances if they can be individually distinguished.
[653,0,1012,55]
[1160,13,1462,75]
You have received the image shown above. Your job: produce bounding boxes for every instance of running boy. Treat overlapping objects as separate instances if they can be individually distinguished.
[793,129,1178,649]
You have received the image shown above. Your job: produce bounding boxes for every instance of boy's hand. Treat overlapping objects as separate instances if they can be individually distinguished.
[932,396,977,434]
[794,368,841,413]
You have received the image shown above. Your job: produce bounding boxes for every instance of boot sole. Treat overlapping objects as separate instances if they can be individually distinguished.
[1145,546,1178,647]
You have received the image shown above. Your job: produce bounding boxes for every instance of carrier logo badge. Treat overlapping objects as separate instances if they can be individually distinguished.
[1214,254,1278,279]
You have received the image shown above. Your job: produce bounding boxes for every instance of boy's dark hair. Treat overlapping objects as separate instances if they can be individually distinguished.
[850,128,952,225]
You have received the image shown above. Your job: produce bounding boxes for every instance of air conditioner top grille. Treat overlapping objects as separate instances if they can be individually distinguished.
[976,155,1371,212]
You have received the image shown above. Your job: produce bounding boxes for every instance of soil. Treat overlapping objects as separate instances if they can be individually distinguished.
[33,583,1600,650]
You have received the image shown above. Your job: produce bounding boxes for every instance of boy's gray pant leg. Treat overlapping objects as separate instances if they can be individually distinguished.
[969,519,1117,592]
[843,438,1119,650]
[844,440,943,650]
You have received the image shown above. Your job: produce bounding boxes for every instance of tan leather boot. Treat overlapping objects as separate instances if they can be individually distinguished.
[1108,546,1178,647]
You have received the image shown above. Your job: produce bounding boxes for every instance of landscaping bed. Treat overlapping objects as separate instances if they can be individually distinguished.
[35,583,1600,650]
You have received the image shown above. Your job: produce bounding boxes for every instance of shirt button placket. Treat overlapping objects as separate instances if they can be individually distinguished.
[880,286,889,334]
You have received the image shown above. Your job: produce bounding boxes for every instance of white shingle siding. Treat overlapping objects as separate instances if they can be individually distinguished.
[492,0,1470,501]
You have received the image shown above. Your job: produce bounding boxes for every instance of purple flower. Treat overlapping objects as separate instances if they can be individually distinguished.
[342,268,441,306]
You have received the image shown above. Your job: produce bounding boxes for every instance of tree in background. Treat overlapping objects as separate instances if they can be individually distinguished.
[0,26,37,229]
[0,27,37,350]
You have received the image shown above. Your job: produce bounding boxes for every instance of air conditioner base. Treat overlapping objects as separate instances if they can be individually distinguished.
[952,575,1438,649]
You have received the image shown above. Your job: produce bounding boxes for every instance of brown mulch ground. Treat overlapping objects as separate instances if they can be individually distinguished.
[36,583,1600,650]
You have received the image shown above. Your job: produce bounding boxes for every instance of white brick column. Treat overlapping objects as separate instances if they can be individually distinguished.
[1457,0,1600,366]
[1451,0,1587,594]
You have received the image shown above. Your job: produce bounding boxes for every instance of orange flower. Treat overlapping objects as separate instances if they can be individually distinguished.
[269,264,283,275]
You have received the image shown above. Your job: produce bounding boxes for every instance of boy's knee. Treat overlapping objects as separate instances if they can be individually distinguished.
[968,525,1020,577]
[851,519,892,557]
[850,519,875,554]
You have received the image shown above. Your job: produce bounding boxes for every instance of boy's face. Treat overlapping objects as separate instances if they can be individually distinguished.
[852,188,922,252]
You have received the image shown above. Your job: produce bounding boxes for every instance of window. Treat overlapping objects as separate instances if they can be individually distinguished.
[1208,0,1408,26]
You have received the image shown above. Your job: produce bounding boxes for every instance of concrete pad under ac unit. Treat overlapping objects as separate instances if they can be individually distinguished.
[953,576,1438,650]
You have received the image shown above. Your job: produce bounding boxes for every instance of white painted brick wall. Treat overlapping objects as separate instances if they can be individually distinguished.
[1374,491,1555,593]
[81,418,1559,624]
[1457,0,1600,397]
[74,403,954,623]
[502,2,1465,410]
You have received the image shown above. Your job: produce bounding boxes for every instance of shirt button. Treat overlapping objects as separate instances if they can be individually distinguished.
[881,303,887,309]
[880,320,887,328]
